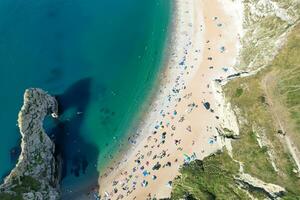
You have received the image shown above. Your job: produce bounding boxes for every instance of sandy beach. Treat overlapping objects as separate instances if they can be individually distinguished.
[98,0,243,199]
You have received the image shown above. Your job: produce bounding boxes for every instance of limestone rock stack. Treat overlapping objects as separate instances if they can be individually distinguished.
[0,88,60,200]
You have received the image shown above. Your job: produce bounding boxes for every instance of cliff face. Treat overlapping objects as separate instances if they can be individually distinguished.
[0,88,60,200]
[238,0,300,71]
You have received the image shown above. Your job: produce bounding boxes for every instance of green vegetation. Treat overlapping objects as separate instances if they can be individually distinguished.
[34,152,43,165]
[171,151,249,200]
[0,193,22,200]
[225,24,300,198]
[0,176,41,200]
[171,19,300,200]
[273,27,300,136]
[235,88,243,97]
[39,131,44,143]
[13,176,41,193]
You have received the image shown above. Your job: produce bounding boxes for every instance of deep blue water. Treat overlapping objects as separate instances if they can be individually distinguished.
[0,0,171,197]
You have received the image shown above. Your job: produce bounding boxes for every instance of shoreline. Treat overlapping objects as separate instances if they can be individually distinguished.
[98,0,243,199]
[95,0,175,177]
[95,0,185,175]
[97,0,202,180]
[55,2,174,198]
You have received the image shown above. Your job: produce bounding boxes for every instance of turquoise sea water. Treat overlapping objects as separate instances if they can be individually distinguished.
[0,0,171,196]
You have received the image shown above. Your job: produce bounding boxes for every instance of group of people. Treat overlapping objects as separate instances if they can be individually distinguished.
[99,0,234,199]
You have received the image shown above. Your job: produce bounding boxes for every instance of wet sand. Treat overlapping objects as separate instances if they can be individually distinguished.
[98,0,243,199]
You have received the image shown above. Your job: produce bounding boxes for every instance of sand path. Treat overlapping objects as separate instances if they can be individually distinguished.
[262,74,300,174]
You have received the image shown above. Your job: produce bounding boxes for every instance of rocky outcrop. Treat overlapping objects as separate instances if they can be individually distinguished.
[216,127,240,139]
[235,173,285,199]
[238,0,300,71]
[0,88,60,200]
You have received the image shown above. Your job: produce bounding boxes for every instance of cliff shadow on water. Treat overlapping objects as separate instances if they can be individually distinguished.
[48,78,99,193]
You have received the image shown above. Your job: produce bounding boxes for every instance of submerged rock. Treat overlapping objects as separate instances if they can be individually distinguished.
[0,88,60,200]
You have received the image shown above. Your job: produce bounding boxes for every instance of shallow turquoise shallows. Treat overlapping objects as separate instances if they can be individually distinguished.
[0,0,171,196]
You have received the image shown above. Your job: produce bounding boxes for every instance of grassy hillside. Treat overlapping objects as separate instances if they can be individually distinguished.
[170,22,300,200]
[225,24,300,198]
[171,151,250,200]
